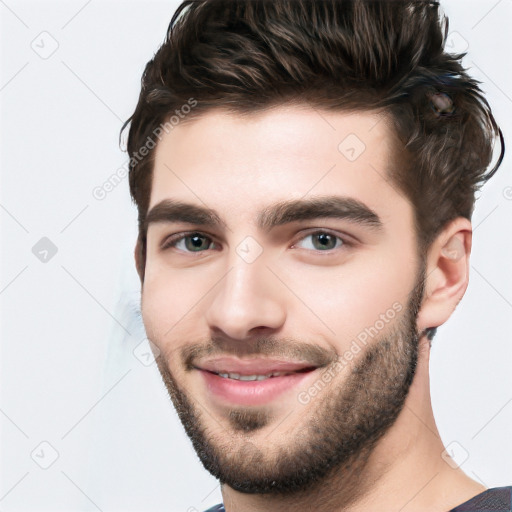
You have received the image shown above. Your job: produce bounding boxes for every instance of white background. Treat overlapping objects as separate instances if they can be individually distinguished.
[1,1,511,511]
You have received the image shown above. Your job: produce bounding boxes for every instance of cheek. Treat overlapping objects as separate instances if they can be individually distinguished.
[282,252,415,346]
[141,265,202,348]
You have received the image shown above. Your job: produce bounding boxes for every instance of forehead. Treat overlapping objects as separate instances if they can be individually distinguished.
[149,105,407,224]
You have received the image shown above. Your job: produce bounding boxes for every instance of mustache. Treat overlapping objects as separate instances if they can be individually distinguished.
[181,335,339,371]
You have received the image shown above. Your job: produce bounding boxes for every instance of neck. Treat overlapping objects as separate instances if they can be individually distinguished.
[220,339,485,512]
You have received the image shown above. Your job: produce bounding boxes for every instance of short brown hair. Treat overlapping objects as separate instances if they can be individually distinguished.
[122,0,504,267]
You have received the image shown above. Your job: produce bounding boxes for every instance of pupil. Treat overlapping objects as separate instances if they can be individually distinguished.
[315,233,335,250]
[187,234,207,251]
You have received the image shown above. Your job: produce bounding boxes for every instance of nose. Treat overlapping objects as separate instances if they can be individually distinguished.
[204,256,287,341]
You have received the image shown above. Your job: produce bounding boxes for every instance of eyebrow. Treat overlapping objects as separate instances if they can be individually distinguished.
[144,196,383,234]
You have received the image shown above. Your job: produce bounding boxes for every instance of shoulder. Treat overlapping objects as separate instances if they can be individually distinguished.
[202,505,225,512]
[450,486,512,511]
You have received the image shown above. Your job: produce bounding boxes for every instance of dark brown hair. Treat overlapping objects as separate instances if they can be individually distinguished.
[122,0,504,269]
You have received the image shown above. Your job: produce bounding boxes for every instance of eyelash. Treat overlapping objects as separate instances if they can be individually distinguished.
[160,229,354,254]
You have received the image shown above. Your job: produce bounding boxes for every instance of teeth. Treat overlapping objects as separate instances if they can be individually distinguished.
[217,371,293,381]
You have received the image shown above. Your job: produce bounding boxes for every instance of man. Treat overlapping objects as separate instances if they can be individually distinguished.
[122,1,510,510]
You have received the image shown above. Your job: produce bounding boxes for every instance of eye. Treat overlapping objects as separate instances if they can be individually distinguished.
[161,232,217,252]
[293,231,347,252]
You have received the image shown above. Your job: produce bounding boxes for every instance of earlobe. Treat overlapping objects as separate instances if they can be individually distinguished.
[416,217,472,334]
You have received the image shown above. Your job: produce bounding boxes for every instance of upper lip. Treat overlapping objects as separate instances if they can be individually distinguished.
[194,357,319,375]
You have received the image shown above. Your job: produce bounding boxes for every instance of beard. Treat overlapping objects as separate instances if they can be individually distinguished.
[150,264,425,497]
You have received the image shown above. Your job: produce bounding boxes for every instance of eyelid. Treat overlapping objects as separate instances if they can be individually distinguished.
[291,228,356,251]
[160,228,356,254]
[160,230,218,251]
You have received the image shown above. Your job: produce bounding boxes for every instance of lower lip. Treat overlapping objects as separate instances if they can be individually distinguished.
[198,369,316,406]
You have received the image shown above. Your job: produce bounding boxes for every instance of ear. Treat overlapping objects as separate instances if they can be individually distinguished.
[134,237,145,283]
[416,217,472,334]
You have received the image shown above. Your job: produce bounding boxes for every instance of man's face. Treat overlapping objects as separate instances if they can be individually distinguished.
[140,105,425,494]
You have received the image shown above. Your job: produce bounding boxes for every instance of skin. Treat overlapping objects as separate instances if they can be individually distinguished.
[135,104,484,511]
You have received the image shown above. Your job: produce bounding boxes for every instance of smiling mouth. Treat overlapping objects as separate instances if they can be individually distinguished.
[195,365,321,406]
